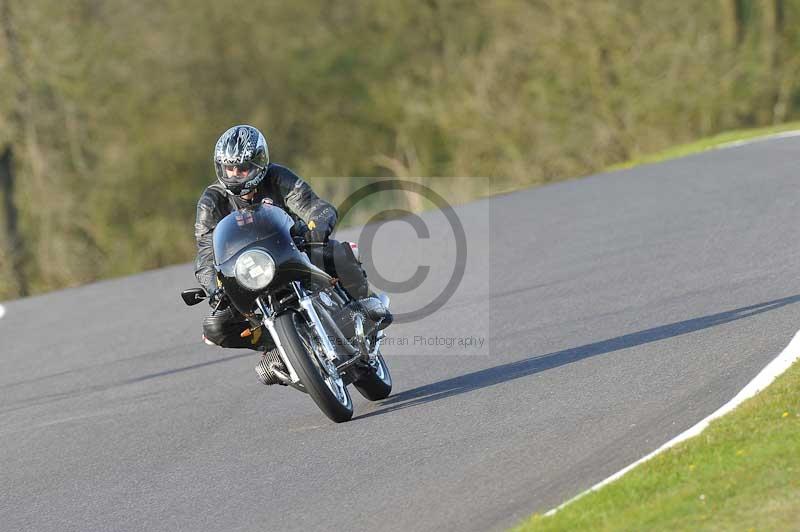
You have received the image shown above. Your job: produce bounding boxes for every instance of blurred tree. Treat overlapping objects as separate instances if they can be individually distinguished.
[2,0,800,299]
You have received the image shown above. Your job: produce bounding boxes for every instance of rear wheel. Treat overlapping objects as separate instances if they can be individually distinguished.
[274,311,353,422]
[354,353,392,401]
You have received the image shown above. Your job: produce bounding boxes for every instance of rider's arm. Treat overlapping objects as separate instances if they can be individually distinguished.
[272,164,338,233]
[194,185,227,294]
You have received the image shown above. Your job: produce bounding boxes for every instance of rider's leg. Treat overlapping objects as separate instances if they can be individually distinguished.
[305,240,392,328]
[202,307,270,349]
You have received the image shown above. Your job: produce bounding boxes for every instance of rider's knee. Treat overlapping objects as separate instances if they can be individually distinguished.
[202,308,255,349]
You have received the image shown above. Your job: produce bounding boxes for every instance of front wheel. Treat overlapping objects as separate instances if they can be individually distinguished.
[274,311,353,422]
[354,354,392,401]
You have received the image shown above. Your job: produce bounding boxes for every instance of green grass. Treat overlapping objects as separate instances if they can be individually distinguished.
[513,358,800,531]
[606,121,800,172]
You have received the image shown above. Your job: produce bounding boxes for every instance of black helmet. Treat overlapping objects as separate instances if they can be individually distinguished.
[213,125,270,196]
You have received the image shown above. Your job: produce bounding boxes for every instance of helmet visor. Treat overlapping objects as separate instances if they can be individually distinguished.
[221,161,263,185]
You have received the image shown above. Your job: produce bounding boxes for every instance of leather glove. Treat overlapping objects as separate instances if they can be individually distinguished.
[291,219,309,238]
[303,220,331,244]
[207,286,227,309]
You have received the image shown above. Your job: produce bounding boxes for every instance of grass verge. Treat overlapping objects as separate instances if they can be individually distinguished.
[606,121,800,171]
[513,357,800,531]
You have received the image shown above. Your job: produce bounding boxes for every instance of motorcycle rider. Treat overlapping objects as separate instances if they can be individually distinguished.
[194,124,391,359]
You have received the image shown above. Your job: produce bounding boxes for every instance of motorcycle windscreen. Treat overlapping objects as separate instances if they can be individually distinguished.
[212,204,294,265]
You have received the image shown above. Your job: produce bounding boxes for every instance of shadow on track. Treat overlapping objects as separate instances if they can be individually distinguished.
[0,351,253,414]
[122,352,253,384]
[355,294,800,420]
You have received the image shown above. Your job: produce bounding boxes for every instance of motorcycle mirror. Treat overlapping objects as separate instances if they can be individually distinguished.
[181,288,208,306]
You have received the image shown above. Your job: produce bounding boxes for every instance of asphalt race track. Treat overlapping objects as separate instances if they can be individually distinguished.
[2,136,800,531]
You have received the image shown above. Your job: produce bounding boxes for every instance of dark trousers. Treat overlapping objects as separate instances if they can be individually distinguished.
[203,307,267,349]
[303,239,369,300]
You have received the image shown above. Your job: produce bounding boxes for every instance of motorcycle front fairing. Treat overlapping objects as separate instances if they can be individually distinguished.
[212,203,332,313]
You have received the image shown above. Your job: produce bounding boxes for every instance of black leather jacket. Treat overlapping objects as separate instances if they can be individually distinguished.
[194,163,337,292]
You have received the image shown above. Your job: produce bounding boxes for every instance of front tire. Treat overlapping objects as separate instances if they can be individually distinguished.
[274,311,353,422]
[354,354,392,401]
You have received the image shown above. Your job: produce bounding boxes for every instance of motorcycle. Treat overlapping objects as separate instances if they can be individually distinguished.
[181,202,392,423]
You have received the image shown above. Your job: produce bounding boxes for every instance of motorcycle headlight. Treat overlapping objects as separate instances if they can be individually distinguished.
[234,250,276,291]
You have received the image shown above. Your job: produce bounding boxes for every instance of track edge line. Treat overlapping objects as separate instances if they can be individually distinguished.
[714,129,800,150]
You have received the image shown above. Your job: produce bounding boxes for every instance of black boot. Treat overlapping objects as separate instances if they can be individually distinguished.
[358,293,393,330]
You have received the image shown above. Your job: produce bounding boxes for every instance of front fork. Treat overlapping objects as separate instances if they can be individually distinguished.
[291,282,340,366]
[256,282,340,387]
[256,296,302,387]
